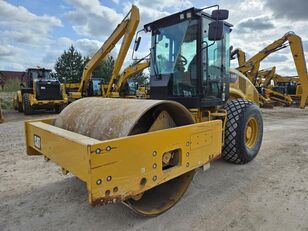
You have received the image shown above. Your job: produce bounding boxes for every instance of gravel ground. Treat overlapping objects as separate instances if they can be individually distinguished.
[0,107,308,231]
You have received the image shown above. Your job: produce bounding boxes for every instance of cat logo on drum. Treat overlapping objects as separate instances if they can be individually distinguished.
[34,135,41,149]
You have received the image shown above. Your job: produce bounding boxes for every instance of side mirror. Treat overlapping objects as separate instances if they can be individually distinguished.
[208,21,224,41]
[211,9,229,20]
[134,36,141,51]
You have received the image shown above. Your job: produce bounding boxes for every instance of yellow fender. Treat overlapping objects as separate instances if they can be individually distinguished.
[17,90,22,103]
[229,69,260,105]
[13,90,23,110]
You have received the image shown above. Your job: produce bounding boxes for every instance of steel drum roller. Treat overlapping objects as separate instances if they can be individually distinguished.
[55,97,195,216]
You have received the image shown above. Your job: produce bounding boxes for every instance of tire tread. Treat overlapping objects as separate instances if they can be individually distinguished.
[222,99,254,164]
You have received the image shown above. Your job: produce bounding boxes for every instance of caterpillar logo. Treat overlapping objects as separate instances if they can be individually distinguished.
[34,135,41,149]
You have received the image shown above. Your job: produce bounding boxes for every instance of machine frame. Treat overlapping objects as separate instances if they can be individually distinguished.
[25,117,222,207]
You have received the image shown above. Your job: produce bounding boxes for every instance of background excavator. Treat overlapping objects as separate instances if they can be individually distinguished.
[68,6,141,102]
[256,68,293,106]
[231,32,308,108]
[25,5,264,216]
[65,5,151,102]
[260,71,305,105]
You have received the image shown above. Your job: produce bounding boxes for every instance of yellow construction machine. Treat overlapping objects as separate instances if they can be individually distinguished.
[13,68,68,115]
[256,69,293,106]
[232,32,308,108]
[24,5,263,216]
[63,82,81,94]
[269,74,306,105]
[68,6,140,102]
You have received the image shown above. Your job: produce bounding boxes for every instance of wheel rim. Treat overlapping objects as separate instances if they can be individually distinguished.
[245,117,258,149]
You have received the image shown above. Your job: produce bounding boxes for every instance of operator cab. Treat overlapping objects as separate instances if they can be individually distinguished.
[27,68,53,88]
[144,7,232,108]
[23,68,63,100]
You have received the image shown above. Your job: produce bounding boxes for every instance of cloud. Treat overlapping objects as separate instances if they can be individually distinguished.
[0,62,25,71]
[123,0,192,29]
[42,50,63,65]
[264,54,288,63]
[0,45,21,58]
[0,1,62,45]
[138,0,192,11]
[75,39,101,56]
[237,16,275,31]
[1,0,307,76]
[57,37,74,47]
[265,0,308,21]
[303,40,308,51]
[65,0,123,38]
[0,1,63,70]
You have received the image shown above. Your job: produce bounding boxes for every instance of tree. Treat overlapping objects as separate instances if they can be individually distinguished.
[92,56,115,84]
[55,45,87,83]
[129,61,149,86]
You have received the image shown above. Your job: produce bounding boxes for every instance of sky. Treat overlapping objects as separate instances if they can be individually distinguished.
[0,0,308,75]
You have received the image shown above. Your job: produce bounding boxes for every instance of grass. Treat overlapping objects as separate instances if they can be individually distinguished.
[0,80,20,110]
[1,79,20,92]
[0,91,15,110]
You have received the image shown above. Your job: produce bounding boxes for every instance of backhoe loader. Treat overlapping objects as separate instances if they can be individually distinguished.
[257,69,294,106]
[24,5,263,216]
[13,68,68,115]
[268,74,305,104]
[232,32,308,109]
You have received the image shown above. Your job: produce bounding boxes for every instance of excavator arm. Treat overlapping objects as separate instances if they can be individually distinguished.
[72,5,140,99]
[288,35,308,108]
[230,48,246,67]
[235,32,308,108]
[237,32,291,80]
[114,59,149,93]
[259,67,276,87]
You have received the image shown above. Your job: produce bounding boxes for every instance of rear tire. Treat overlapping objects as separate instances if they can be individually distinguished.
[23,93,34,115]
[17,102,23,112]
[222,99,263,164]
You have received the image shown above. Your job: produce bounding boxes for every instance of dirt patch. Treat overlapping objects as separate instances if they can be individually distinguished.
[0,107,308,231]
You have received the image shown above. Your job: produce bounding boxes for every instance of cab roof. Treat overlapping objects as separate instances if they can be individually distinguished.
[27,68,52,72]
[144,7,233,32]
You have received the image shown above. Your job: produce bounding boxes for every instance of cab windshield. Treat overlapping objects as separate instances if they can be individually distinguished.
[30,70,53,80]
[151,19,198,96]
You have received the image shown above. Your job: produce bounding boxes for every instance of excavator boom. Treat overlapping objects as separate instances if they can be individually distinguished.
[73,5,140,98]
[235,32,308,108]
[231,48,246,67]
[115,59,150,93]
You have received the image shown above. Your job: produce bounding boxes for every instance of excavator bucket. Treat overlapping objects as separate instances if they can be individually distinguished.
[25,98,222,216]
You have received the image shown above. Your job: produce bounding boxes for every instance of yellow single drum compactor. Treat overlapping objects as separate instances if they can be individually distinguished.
[25,6,263,216]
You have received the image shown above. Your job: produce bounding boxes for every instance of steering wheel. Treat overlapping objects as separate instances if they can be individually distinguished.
[177,55,188,66]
